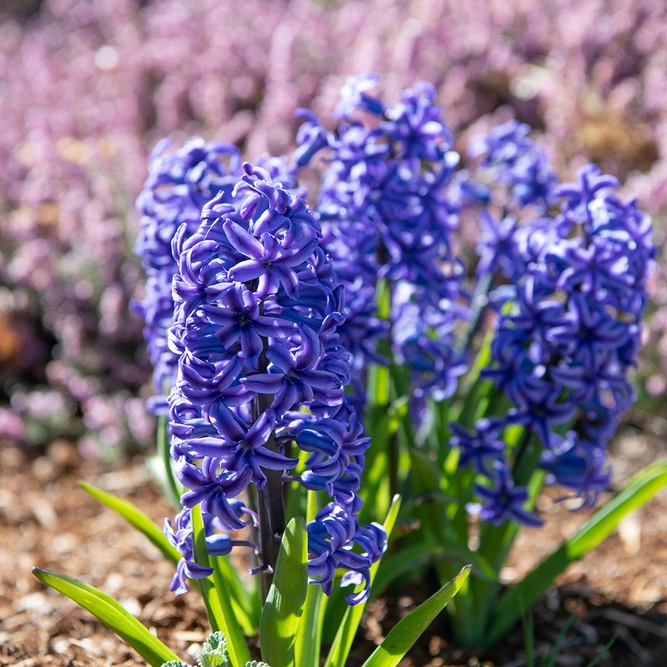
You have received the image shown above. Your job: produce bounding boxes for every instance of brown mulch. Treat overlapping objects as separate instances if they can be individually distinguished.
[1,423,666,667]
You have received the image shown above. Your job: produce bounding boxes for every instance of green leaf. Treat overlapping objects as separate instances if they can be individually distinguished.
[157,413,183,509]
[211,555,258,636]
[324,496,402,667]
[373,537,494,600]
[259,516,309,667]
[360,566,471,667]
[79,482,180,565]
[488,460,667,645]
[294,579,327,667]
[520,606,535,667]
[191,505,252,667]
[360,400,407,524]
[584,636,617,667]
[295,492,328,667]
[544,602,579,667]
[32,568,180,667]
[372,541,442,598]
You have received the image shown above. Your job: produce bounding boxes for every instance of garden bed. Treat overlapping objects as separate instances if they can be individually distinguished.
[2,421,666,667]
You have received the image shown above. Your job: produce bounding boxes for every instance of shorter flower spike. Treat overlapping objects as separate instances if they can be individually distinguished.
[477,154,653,516]
[135,139,244,413]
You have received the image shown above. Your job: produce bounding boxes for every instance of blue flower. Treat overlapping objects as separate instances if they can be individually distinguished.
[134,139,243,410]
[541,432,611,507]
[186,406,298,488]
[164,508,214,595]
[481,161,653,510]
[243,334,343,411]
[307,503,386,604]
[469,120,556,211]
[473,463,543,527]
[450,419,505,476]
[199,284,296,370]
[176,457,252,531]
[164,506,257,595]
[335,73,384,119]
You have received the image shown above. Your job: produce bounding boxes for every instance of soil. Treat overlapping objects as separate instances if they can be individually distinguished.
[1,420,666,667]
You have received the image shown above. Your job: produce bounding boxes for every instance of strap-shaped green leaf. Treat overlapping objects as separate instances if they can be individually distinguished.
[212,554,258,636]
[360,399,408,525]
[488,459,667,645]
[373,536,495,600]
[79,482,180,565]
[157,413,183,509]
[191,505,252,667]
[360,566,471,667]
[294,575,327,667]
[324,495,402,667]
[372,541,443,598]
[32,568,180,667]
[259,516,309,667]
[295,492,328,667]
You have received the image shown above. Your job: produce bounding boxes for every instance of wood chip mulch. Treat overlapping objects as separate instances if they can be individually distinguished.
[1,423,666,667]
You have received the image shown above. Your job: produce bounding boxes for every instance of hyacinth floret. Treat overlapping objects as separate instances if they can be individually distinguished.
[469,119,556,212]
[335,72,384,119]
[472,462,544,527]
[449,418,506,476]
[165,162,385,604]
[163,506,256,596]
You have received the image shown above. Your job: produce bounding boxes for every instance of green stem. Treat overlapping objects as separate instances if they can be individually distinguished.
[472,429,543,639]
[253,331,285,602]
[456,270,493,355]
[364,277,398,517]
[254,391,285,603]
[157,414,181,510]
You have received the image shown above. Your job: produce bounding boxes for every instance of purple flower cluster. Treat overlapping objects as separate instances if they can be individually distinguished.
[469,120,556,214]
[164,504,256,595]
[456,157,654,522]
[134,141,300,414]
[297,75,468,408]
[165,162,385,603]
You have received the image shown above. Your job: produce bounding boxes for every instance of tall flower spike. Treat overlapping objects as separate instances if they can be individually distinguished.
[295,75,468,418]
[167,161,385,603]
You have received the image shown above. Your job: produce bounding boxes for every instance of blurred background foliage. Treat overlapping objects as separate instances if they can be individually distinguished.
[2,0,667,457]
